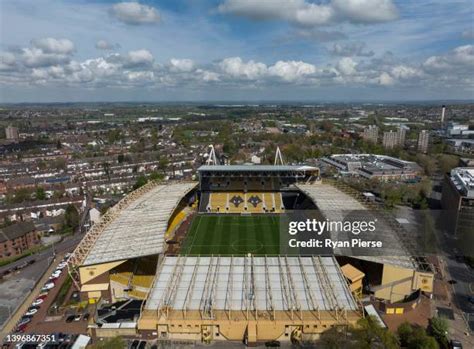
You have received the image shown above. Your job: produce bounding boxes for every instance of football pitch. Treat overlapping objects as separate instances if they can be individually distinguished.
[181,215,281,255]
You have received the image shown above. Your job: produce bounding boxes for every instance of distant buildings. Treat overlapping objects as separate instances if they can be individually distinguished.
[5,125,19,140]
[362,125,378,143]
[397,125,407,147]
[322,154,422,181]
[0,221,39,259]
[382,130,398,149]
[441,168,474,241]
[446,122,474,138]
[417,130,429,154]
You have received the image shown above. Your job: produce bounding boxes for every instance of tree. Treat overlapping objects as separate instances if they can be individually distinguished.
[35,187,46,200]
[438,154,459,175]
[88,337,125,349]
[429,317,449,347]
[408,327,439,349]
[397,322,414,347]
[353,316,399,349]
[133,175,148,190]
[64,204,80,232]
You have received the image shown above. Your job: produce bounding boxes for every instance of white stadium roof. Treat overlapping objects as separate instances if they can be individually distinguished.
[145,255,358,313]
[83,182,196,266]
[297,184,416,270]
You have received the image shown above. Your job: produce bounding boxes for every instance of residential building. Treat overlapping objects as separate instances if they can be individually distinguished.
[0,221,39,259]
[417,130,429,153]
[5,125,19,140]
[362,125,378,143]
[383,130,398,149]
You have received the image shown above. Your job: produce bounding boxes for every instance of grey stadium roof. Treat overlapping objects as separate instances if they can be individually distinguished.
[145,255,358,312]
[83,182,196,266]
[198,165,318,172]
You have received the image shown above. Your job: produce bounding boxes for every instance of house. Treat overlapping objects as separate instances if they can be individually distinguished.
[0,221,39,259]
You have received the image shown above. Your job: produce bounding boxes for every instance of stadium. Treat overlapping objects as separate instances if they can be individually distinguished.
[67,151,434,345]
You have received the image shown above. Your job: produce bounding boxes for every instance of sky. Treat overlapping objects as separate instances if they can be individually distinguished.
[0,0,473,103]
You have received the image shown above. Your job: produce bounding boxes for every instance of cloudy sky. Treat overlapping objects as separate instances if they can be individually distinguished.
[0,0,473,102]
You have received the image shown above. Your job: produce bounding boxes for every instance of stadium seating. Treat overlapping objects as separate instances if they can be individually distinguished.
[206,192,285,213]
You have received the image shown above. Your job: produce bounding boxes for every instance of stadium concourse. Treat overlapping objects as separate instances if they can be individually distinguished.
[67,163,434,345]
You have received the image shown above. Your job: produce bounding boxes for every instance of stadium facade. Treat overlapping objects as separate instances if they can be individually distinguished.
[68,163,433,345]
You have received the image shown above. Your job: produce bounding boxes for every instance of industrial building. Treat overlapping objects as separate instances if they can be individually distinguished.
[321,154,422,181]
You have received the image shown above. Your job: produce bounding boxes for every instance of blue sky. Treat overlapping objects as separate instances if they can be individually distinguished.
[0,0,473,102]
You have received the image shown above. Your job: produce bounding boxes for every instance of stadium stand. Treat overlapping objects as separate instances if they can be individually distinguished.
[206,192,285,213]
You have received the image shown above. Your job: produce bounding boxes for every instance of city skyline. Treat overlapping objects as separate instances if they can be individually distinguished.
[0,0,473,103]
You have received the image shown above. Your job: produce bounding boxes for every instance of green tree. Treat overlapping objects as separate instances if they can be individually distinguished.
[397,322,414,347]
[429,316,449,347]
[133,175,148,190]
[64,204,80,232]
[353,316,399,349]
[35,187,46,200]
[408,327,439,349]
[437,154,459,175]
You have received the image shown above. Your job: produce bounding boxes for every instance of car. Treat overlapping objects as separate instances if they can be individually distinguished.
[448,279,457,285]
[32,298,44,306]
[57,262,68,269]
[73,314,81,321]
[82,313,90,321]
[468,296,474,305]
[65,315,75,323]
[42,282,55,290]
[48,275,58,281]
[129,340,139,349]
[16,317,31,328]
[51,270,61,278]
[137,341,146,349]
[15,323,28,333]
[37,293,48,299]
[450,339,463,349]
[265,340,281,347]
[25,308,38,316]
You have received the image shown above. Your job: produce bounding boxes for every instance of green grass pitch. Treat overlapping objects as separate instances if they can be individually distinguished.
[181,215,281,256]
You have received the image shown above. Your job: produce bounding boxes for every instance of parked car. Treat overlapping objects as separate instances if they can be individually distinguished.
[57,262,68,269]
[25,308,38,316]
[42,282,55,290]
[82,313,90,321]
[450,339,463,349]
[73,314,81,322]
[129,340,139,349]
[32,298,44,307]
[65,315,76,323]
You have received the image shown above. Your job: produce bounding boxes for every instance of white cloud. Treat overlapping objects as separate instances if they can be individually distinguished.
[423,44,474,71]
[111,2,160,25]
[378,72,394,85]
[336,57,358,75]
[332,0,398,23]
[126,49,154,66]
[219,57,267,79]
[22,48,71,68]
[169,58,195,72]
[0,52,16,71]
[218,0,398,26]
[31,38,75,54]
[268,60,316,82]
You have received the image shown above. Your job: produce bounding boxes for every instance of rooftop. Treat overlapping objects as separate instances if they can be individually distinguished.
[449,167,474,198]
[145,255,358,313]
[198,165,318,172]
[82,182,196,266]
[297,183,417,270]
